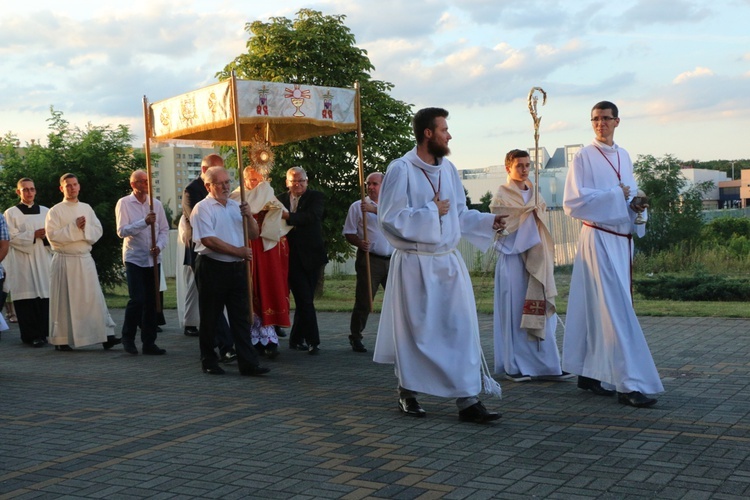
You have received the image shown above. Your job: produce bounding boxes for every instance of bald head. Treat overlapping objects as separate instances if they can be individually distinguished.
[365,172,384,202]
[201,154,224,173]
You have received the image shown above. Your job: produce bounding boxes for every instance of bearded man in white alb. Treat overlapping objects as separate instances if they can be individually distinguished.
[374,107,507,423]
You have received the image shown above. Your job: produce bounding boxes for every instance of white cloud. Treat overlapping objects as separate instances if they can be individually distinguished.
[673,66,714,84]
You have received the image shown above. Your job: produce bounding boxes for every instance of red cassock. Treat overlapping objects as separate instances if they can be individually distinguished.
[251,211,291,327]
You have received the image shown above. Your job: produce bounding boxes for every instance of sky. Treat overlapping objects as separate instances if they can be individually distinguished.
[1,0,749,171]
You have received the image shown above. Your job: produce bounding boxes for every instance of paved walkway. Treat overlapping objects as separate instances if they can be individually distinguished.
[1,311,749,499]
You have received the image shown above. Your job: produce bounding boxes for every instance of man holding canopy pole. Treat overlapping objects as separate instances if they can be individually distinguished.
[115,169,169,356]
[190,166,268,376]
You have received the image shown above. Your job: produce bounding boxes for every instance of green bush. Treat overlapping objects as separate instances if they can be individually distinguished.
[634,273,750,301]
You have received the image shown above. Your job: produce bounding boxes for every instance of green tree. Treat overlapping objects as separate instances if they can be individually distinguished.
[633,154,712,253]
[0,108,138,288]
[477,191,493,213]
[217,9,414,261]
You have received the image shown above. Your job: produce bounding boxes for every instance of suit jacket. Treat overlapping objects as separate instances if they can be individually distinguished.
[182,175,208,266]
[278,189,328,272]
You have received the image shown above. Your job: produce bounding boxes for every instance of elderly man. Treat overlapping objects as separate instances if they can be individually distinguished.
[563,100,662,408]
[342,172,392,353]
[45,173,118,351]
[190,166,269,376]
[278,167,328,355]
[374,107,506,423]
[115,170,169,355]
[179,153,235,362]
[4,178,52,347]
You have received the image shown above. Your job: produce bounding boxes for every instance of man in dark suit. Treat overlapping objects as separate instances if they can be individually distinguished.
[279,167,328,354]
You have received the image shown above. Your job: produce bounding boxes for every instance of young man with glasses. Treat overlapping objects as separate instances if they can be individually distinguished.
[562,101,661,408]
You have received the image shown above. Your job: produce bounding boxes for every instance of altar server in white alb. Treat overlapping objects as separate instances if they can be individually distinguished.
[562,100,662,408]
[45,173,119,351]
[4,178,52,347]
[374,107,507,424]
[490,150,570,382]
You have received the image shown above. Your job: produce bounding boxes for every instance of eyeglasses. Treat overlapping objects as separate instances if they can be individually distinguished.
[591,116,616,123]
[210,181,232,187]
[288,179,308,184]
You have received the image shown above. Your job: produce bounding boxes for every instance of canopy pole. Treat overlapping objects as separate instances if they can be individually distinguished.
[354,81,372,312]
[142,96,162,313]
[230,71,254,319]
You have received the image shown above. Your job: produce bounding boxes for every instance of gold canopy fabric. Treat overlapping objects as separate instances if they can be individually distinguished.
[149,79,357,145]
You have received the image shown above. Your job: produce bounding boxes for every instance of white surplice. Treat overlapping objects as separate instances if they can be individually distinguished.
[45,200,115,347]
[4,205,52,301]
[562,140,663,394]
[492,187,562,377]
[176,214,199,329]
[373,148,496,398]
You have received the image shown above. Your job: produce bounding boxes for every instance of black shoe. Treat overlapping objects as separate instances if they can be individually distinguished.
[202,364,225,375]
[349,338,367,353]
[275,326,287,338]
[398,397,426,418]
[220,350,237,363]
[32,339,46,348]
[265,344,280,360]
[577,376,615,396]
[142,345,166,355]
[55,345,73,352]
[184,326,199,337]
[458,401,501,423]
[102,336,122,350]
[618,391,657,408]
[240,365,270,376]
[308,345,320,355]
[122,342,138,355]
[289,342,308,351]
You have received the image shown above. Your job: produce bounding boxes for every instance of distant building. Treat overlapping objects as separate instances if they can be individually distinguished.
[460,144,582,209]
[138,144,236,223]
[679,168,729,209]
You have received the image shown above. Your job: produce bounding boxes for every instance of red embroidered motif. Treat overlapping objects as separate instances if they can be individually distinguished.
[523,300,546,315]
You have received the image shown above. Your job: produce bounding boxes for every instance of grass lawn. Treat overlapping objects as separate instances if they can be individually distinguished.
[104,269,750,318]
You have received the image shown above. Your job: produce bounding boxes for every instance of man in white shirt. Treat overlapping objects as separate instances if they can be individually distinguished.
[342,172,392,353]
[115,170,169,355]
[190,166,269,377]
[4,178,52,347]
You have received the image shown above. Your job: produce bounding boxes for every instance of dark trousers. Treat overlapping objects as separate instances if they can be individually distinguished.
[350,250,389,339]
[15,297,50,344]
[288,259,321,347]
[122,262,159,347]
[195,255,260,372]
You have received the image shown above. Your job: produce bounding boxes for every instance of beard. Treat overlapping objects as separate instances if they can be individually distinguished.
[426,137,450,159]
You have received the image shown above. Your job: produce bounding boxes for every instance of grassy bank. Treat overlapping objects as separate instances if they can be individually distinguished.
[104,270,750,318]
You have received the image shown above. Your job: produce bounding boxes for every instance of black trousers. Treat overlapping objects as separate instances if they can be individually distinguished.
[195,255,260,372]
[288,259,321,347]
[15,297,50,344]
[349,250,389,339]
[122,262,158,347]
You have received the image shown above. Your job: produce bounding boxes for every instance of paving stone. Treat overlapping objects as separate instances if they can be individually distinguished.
[2,312,750,498]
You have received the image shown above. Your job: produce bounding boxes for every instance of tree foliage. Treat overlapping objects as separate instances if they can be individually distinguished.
[217,9,414,261]
[477,191,493,213]
[633,154,712,253]
[0,108,137,288]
